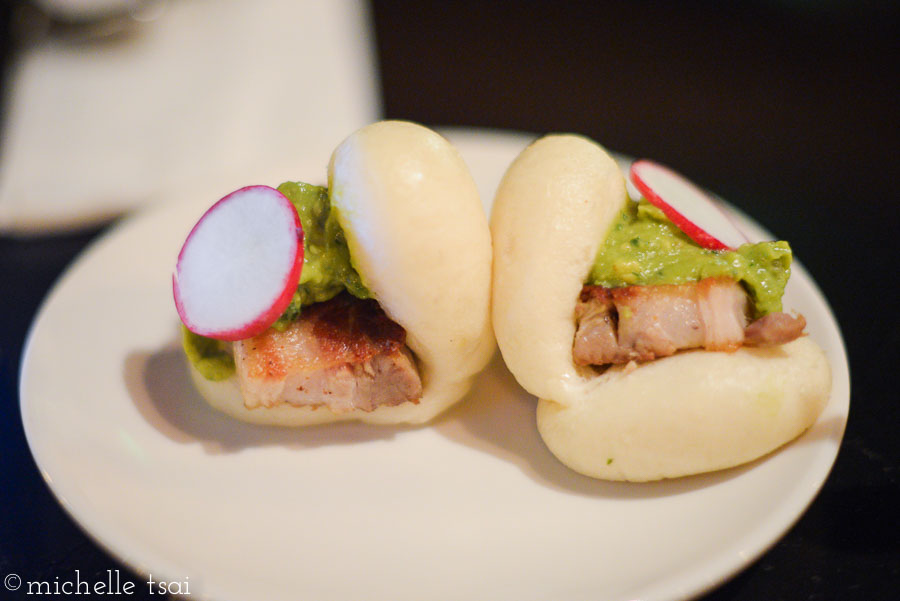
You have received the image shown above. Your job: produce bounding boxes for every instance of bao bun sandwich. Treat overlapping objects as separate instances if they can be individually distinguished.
[173,121,494,425]
[490,134,831,481]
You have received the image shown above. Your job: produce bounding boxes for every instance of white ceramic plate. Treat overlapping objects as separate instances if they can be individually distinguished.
[21,129,849,601]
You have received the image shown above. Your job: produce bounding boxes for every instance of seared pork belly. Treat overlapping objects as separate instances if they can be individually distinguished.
[573,278,805,366]
[744,311,807,346]
[235,293,422,412]
[573,287,626,365]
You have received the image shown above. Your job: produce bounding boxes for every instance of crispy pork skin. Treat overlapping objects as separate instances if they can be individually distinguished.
[574,278,805,366]
[234,293,422,412]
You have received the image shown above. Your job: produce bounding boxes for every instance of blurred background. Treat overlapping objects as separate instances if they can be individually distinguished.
[1,1,897,599]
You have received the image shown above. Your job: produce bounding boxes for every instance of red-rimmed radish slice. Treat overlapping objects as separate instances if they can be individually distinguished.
[173,185,304,341]
[630,160,748,250]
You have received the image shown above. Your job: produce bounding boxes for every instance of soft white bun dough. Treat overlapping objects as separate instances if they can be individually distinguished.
[491,134,628,402]
[192,121,494,425]
[537,339,830,481]
[491,134,831,481]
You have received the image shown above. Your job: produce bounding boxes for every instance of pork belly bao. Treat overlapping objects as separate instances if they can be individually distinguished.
[174,121,494,426]
[490,134,831,481]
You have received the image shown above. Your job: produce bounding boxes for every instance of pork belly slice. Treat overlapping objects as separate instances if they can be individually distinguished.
[613,279,714,361]
[573,278,805,366]
[744,311,807,346]
[573,286,630,365]
[234,293,422,412]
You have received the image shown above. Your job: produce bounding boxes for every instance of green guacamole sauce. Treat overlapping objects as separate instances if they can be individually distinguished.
[184,181,369,380]
[182,326,234,381]
[588,200,792,317]
[271,181,369,329]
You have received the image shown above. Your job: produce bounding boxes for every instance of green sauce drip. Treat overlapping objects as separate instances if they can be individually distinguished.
[181,326,235,380]
[588,200,792,317]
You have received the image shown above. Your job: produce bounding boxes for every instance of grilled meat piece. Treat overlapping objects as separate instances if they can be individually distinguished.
[572,287,626,365]
[744,311,807,346]
[574,278,805,366]
[234,293,422,412]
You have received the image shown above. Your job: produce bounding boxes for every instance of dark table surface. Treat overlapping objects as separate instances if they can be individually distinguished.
[1,2,897,600]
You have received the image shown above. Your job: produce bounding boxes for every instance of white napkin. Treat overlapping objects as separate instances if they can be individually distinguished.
[0,0,381,234]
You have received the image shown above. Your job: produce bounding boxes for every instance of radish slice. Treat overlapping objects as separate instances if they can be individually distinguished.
[629,160,748,250]
[173,185,304,341]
